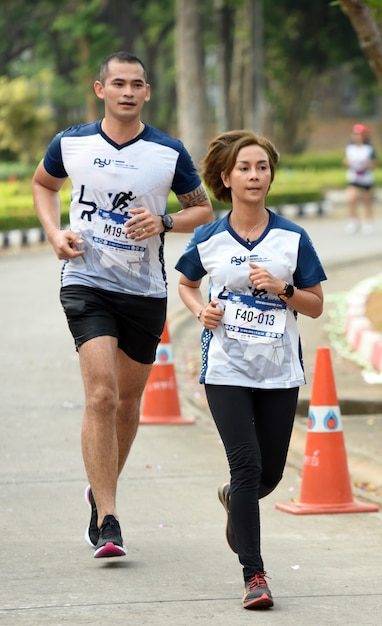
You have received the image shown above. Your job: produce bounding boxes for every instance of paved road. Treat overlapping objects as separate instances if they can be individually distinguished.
[1,208,382,625]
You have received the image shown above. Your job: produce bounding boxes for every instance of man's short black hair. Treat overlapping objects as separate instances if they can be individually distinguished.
[99,52,147,84]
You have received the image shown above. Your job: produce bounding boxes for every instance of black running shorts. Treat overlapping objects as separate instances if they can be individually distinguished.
[348,182,373,191]
[60,284,167,364]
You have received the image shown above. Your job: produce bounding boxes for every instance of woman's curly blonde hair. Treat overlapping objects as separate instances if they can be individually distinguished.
[201,130,280,204]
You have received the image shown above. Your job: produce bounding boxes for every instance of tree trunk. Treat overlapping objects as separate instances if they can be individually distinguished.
[175,0,209,166]
[78,36,98,124]
[228,0,265,132]
[229,0,251,129]
[214,0,233,132]
[340,0,382,87]
[252,0,265,134]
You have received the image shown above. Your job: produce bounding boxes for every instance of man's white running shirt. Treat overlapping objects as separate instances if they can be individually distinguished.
[43,120,201,297]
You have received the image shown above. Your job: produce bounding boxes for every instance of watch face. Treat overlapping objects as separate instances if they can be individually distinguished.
[285,283,294,298]
[162,214,174,231]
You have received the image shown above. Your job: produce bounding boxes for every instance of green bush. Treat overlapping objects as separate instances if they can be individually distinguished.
[0,153,381,231]
[279,151,345,170]
[0,211,70,232]
[166,189,321,215]
[0,179,333,231]
[0,178,71,231]
[0,163,36,181]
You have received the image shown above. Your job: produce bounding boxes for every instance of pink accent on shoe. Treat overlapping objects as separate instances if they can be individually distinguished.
[93,541,127,559]
[242,572,273,609]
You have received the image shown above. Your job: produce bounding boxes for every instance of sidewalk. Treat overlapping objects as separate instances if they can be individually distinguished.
[1,205,382,625]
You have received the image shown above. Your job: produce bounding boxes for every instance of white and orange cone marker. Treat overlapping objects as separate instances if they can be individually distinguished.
[140,321,195,425]
[276,347,379,514]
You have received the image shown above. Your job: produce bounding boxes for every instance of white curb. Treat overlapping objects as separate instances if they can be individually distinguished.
[345,274,382,373]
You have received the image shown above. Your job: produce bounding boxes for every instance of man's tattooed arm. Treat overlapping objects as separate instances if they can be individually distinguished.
[177,184,210,209]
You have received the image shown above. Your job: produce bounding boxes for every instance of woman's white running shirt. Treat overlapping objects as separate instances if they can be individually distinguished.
[175,210,327,389]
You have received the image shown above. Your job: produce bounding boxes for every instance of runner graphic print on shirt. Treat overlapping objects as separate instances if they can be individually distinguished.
[43,121,201,297]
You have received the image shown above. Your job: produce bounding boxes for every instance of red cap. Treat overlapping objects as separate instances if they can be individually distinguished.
[352,123,368,135]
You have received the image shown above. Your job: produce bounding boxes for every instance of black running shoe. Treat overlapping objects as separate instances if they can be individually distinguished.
[242,573,273,609]
[218,483,237,553]
[84,485,99,548]
[93,515,127,559]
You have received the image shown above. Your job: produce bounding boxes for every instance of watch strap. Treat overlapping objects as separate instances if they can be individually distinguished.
[278,282,294,301]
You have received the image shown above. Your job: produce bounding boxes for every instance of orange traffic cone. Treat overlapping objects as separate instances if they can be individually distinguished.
[276,347,378,514]
[140,321,195,425]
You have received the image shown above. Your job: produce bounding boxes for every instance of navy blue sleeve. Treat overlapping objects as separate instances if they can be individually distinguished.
[171,146,202,196]
[43,132,68,178]
[294,229,327,288]
[175,233,207,281]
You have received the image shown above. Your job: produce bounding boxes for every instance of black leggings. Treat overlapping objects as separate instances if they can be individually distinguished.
[205,384,298,580]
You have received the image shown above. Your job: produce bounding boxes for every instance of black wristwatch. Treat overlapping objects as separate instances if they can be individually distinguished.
[161,214,174,232]
[278,282,294,301]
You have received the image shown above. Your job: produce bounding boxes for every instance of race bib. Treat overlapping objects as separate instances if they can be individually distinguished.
[92,209,146,260]
[223,293,286,343]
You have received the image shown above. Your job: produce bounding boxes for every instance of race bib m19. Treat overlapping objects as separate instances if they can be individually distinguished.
[92,209,146,260]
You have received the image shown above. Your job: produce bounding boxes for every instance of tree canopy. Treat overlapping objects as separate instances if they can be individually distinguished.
[0,0,379,162]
